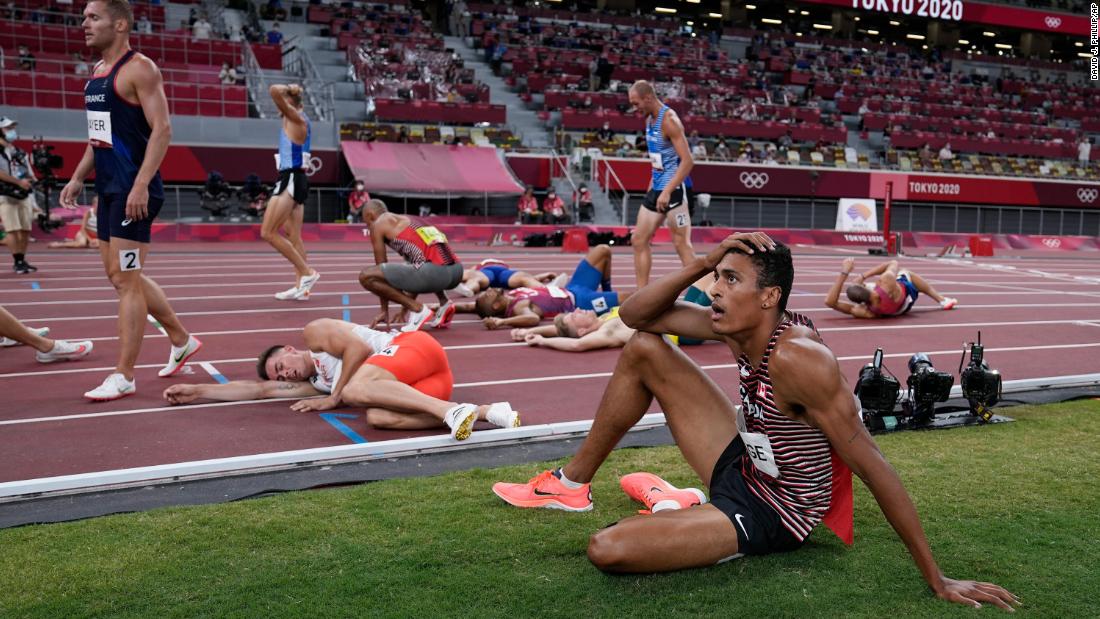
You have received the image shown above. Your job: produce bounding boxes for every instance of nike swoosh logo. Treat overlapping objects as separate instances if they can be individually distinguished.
[173,348,188,363]
[532,489,563,496]
[734,513,749,539]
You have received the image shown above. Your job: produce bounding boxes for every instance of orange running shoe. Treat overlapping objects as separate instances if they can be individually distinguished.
[492,469,593,512]
[619,472,707,513]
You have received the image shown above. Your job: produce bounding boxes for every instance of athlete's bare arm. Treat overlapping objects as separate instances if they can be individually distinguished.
[770,332,1019,611]
[290,319,374,412]
[484,301,542,329]
[163,380,321,405]
[620,232,774,341]
[510,325,558,341]
[526,320,631,351]
[655,110,694,212]
[825,257,877,318]
[121,54,172,221]
[269,84,308,143]
[60,145,96,208]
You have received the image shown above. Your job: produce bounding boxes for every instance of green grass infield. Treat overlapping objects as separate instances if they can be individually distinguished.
[1,400,1097,618]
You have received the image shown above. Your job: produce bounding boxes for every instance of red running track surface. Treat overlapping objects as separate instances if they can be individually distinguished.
[2,242,1100,485]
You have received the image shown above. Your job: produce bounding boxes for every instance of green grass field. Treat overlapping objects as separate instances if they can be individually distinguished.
[1,400,1098,618]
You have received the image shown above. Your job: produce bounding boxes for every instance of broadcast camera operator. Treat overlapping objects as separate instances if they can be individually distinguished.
[0,117,39,274]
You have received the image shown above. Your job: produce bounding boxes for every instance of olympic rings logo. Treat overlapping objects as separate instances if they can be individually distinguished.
[1077,188,1098,203]
[1042,238,1062,248]
[739,172,770,189]
[1043,16,1062,29]
[304,155,323,177]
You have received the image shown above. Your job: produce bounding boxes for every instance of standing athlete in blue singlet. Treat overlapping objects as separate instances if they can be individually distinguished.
[628,80,696,288]
[264,83,320,301]
[60,0,202,401]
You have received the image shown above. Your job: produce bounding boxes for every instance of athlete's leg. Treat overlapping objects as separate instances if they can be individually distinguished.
[583,243,613,279]
[365,408,444,430]
[260,193,310,278]
[9,230,28,256]
[0,305,52,352]
[904,271,947,303]
[358,265,423,311]
[104,238,150,379]
[586,504,741,573]
[507,270,550,289]
[343,365,499,426]
[463,270,490,294]
[562,331,739,486]
[140,272,190,347]
[283,202,311,275]
[632,207,663,288]
[665,205,696,267]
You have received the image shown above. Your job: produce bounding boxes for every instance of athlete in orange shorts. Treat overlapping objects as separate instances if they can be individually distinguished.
[163,319,520,440]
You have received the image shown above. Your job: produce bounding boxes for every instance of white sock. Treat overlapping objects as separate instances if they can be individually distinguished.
[171,336,193,354]
[556,468,584,489]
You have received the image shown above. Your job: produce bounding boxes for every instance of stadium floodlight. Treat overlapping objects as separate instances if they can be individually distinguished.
[983,31,996,36]
[762,18,782,24]
[745,4,756,9]
[813,24,833,30]
[958,39,969,44]
[867,29,879,34]
[654,6,676,13]
[906,34,925,40]
[800,10,810,15]
[685,0,701,3]
[995,43,1012,49]
[1076,41,1084,47]
[854,16,860,21]
[708,12,723,17]
[788,8,796,13]
[889,20,900,25]
[1079,52,1092,58]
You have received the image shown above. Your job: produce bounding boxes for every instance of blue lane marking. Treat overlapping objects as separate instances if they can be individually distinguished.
[210,373,229,384]
[319,413,368,444]
[30,281,40,290]
[342,294,351,322]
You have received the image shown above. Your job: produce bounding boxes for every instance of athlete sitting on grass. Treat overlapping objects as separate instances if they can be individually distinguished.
[492,233,1018,612]
[825,258,957,318]
[510,275,713,352]
[474,244,631,330]
[163,318,518,440]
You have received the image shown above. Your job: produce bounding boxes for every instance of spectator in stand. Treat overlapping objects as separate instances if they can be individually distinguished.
[857,99,870,115]
[687,130,701,151]
[919,143,934,166]
[347,181,370,223]
[517,186,541,224]
[266,0,288,21]
[543,189,568,225]
[938,143,954,161]
[634,132,646,152]
[397,126,410,143]
[588,57,599,91]
[713,137,731,162]
[596,122,614,143]
[267,22,284,45]
[576,183,594,222]
[17,45,35,71]
[615,142,631,157]
[691,140,707,161]
[137,14,153,34]
[778,130,793,155]
[72,53,90,77]
[1079,136,1092,165]
[192,14,212,40]
[219,62,240,85]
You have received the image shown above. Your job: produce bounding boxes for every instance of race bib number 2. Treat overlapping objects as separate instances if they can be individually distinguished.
[119,249,141,271]
[87,110,112,147]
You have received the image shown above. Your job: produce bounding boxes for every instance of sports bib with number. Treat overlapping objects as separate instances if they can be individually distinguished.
[648,152,664,170]
[87,110,113,147]
[737,407,780,479]
[545,285,570,299]
[415,226,448,246]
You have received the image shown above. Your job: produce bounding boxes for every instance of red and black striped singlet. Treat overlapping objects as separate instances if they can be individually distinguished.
[386,217,459,268]
[736,312,844,542]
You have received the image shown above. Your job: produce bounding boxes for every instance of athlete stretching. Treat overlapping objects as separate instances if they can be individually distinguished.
[493,233,1017,611]
[60,0,201,401]
[265,83,320,301]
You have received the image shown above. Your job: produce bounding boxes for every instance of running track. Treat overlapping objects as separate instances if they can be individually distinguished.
[3,241,1100,488]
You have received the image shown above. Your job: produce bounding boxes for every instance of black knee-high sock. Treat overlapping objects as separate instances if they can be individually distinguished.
[13,253,24,264]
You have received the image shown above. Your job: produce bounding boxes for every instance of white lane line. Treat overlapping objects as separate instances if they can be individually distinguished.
[5,341,1100,426]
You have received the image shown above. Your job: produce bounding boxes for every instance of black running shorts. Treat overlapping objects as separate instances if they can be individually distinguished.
[273,169,309,205]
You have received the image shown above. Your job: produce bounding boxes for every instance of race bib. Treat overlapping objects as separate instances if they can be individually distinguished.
[737,407,780,478]
[648,152,663,170]
[376,345,399,357]
[591,296,609,313]
[545,285,570,299]
[415,226,448,246]
[87,110,112,147]
[674,212,689,227]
